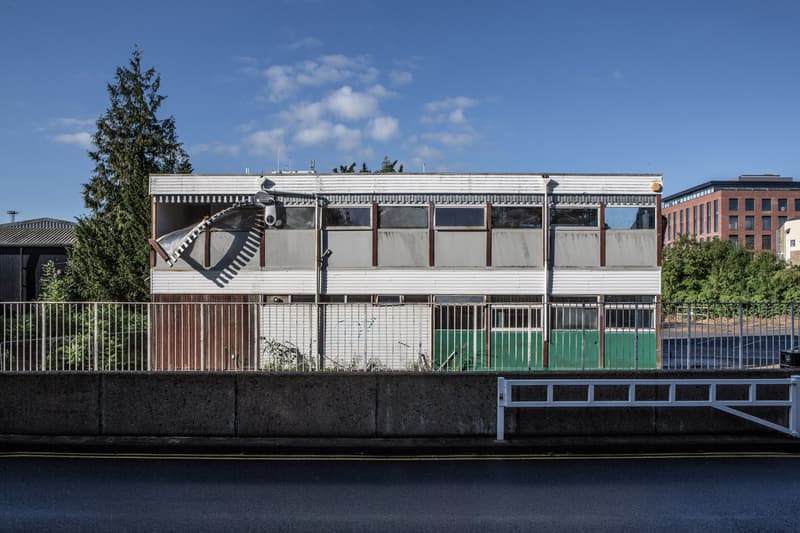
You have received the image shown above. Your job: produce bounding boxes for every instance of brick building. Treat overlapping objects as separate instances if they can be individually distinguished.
[662,175,800,252]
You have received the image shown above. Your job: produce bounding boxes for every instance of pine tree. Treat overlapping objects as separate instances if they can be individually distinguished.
[68,49,191,301]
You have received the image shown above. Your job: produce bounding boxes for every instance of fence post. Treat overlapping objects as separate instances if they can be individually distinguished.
[738,303,744,369]
[146,303,151,372]
[40,302,46,371]
[200,303,205,371]
[686,303,692,369]
[792,304,796,349]
[496,377,506,441]
[790,375,800,437]
[634,303,639,371]
[92,302,99,371]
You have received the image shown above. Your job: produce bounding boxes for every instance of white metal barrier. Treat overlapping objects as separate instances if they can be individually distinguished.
[496,376,800,440]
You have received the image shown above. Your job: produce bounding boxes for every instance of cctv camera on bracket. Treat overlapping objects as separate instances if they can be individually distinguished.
[255,190,283,228]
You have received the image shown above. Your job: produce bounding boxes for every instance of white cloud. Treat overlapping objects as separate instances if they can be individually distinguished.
[193,143,240,156]
[243,128,285,155]
[53,132,92,149]
[390,70,413,85]
[264,65,296,101]
[325,86,377,120]
[262,54,375,101]
[368,84,395,98]
[367,116,399,142]
[424,96,478,112]
[449,109,465,124]
[284,37,322,50]
[293,120,361,150]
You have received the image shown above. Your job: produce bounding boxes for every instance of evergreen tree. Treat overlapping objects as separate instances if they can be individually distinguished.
[68,49,191,301]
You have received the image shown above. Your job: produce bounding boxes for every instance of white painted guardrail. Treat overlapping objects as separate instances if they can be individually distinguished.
[496,376,800,440]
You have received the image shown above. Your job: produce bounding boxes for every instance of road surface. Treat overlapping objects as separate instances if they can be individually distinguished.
[1,453,799,532]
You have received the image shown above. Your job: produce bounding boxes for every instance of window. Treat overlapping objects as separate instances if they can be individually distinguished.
[706,201,712,234]
[745,198,755,211]
[729,198,739,211]
[550,207,598,227]
[692,206,697,234]
[791,239,796,247]
[745,235,755,250]
[679,210,684,234]
[730,235,739,246]
[491,206,542,228]
[378,206,428,228]
[283,207,315,229]
[795,199,800,211]
[728,215,738,230]
[744,216,754,230]
[761,198,771,211]
[714,200,719,232]
[762,216,772,231]
[762,234,771,250]
[604,207,655,229]
[322,207,371,227]
[698,204,704,235]
[779,198,788,212]
[434,207,485,227]
[491,307,541,329]
[550,303,598,330]
[605,307,655,329]
[779,216,787,227]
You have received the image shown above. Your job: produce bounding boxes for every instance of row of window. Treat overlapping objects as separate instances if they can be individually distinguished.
[728,215,784,231]
[728,198,798,212]
[669,200,719,239]
[437,305,654,330]
[278,205,656,230]
[729,234,772,250]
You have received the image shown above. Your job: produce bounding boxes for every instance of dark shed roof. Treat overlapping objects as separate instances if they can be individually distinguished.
[0,218,77,247]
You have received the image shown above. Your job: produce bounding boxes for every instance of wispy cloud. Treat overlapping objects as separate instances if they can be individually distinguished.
[53,132,93,149]
[284,37,322,50]
[193,142,240,156]
[389,70,413,85]
[262,54,374,102]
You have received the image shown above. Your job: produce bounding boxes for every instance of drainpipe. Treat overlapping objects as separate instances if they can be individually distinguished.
[542,176,552,368]
[314,193,322,368]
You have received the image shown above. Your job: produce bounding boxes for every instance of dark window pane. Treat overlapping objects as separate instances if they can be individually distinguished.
[491,206,542,228]
[762,216,772,231]
[762,234,771,250]
[378,206,428,228]
[795,199,800,211]
[605,207,656,229]
[779,198,788,211]
[729,216,738,230]
[323,207,371,227]
[729,198,738,211]
[730,235,739,246]
[551,207,598,227]
[761,198,771,211]
[745,235,755,250]
[745,216,754,230]
[434,304,485,330]
[491,307,542,329]
[434,207,485,227]
[551,305,598,330]
[745,198,754,211]
[284,207,315,229]
[605,308,654,329]
[213,206,260,230]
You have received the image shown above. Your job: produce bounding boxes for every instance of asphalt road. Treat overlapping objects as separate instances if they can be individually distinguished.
[1,454,799,532]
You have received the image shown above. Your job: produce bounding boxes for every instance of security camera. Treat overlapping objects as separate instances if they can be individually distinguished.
[264,200,278,226]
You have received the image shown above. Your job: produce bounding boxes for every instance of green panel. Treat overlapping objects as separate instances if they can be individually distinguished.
[489,331,543,370]
[604,331,657,369]
[549,330,600,369]
[433,330,486,371]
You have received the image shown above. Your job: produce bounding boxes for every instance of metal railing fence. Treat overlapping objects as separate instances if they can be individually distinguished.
[1,301,798,372]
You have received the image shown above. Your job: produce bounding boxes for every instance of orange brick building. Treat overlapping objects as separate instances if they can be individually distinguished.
[662,175,800,252]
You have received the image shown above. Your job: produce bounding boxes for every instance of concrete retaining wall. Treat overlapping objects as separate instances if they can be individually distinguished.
[0,371,795,440]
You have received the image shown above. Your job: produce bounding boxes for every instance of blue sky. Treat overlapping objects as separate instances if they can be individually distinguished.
[2,0,800,222]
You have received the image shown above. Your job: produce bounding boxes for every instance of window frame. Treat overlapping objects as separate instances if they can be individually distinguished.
[550,206,599,229]
[322,205,372,229]
[377,205,429,229]
[433,206,486,229]
[490,205,543,229]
